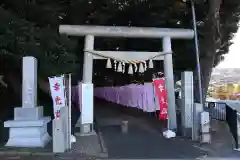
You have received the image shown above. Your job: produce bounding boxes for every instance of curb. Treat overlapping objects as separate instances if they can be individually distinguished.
[98,131,108,158]
[95,116,108,158]
[0,135,108,158]
[0,151,106,158]
[0,151,53,156]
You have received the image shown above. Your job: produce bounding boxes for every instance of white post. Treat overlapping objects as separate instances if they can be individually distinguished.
[163,37,177,130]
[81,35,94,134]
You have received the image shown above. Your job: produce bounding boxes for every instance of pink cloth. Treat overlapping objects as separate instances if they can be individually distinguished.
[94,83,159,112]
[71,82,82,110]
[72,82,159,112]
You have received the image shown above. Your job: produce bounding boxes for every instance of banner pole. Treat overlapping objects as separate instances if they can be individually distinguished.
[68,74,72,149]
[63,74,68,150]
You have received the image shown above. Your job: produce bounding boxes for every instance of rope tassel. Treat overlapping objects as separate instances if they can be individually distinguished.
[122,62,126,73]
[144,61,147,71]
[114,60,117,71]
[134,63,138,72]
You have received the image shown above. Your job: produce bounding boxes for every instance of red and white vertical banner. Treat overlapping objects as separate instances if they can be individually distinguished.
[49,75,66,118]
[153,78,168,120]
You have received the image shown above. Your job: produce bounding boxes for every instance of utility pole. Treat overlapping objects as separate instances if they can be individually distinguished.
[182,0,203,104]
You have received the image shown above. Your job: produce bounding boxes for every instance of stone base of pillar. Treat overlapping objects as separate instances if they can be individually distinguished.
[4,117,51,147]
[200,133,211,143]
[76,124,96,136]
[75,117,81,128]
[182,127,192,138]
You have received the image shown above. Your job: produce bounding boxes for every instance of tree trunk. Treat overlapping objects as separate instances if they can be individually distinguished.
[201,57,214,98]
[5,72,21,99]
[194,55,215,103]
[194,0,222,103]
[38,79,50,95]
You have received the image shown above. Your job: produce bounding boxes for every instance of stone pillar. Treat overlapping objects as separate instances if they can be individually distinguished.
[4,56,51,147]
[80,35,94,135]
[22,57,37,108]
[181,71,194,137]
[163,37,177,130]
[193,103,204,141]
[83,35,94,83]
[200,111,211,143]
[53,107,68,153]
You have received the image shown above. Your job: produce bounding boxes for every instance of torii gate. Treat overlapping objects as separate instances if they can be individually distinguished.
[59,25,194,134]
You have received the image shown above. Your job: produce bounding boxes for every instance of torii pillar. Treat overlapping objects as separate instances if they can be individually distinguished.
[59,25,194,133]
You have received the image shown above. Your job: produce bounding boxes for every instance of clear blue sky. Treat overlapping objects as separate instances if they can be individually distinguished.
[217,27,240,68]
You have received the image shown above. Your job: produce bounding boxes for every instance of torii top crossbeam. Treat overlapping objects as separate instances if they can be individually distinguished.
[59,25,194,39]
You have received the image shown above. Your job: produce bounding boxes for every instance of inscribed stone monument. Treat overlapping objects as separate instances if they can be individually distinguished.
[4,56,51,147]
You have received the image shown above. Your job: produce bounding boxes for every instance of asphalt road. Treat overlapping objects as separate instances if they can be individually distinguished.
[0,155,97,160]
